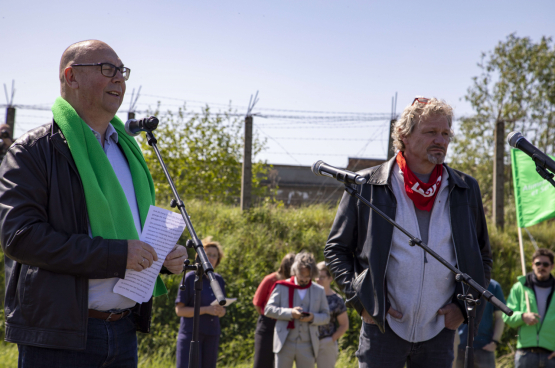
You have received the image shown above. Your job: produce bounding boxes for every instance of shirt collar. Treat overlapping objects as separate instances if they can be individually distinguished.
[89,123,119,145]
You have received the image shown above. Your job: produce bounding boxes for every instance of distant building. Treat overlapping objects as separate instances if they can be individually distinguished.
[260,157,386,206]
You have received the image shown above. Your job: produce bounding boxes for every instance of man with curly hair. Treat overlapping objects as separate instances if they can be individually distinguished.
[325,97,492,367]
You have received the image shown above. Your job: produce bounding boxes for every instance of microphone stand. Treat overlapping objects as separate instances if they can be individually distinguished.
[141,128,226,368]
[532,156,555,189]
[342,184,513,368]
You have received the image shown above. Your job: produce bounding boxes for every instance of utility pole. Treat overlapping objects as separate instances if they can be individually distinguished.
[493,119,505,229]
[241,92,258,211]
[3,81,16,137]
[387,92,397,160]
[127,86,141,121]
[5,106,15,137]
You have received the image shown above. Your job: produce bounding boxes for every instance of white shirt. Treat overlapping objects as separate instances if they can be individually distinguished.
[88,124,142,311]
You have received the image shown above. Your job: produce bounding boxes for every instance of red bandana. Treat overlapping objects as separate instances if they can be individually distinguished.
[395,151,443,212]
[270,276,312,329]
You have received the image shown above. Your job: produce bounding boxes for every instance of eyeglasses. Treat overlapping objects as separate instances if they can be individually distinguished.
[534,261,552,268]
[411,97,430,106]
[71,63,131,80]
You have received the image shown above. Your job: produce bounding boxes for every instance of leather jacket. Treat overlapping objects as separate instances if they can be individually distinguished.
[324,157,492,333]
[0,122,153,350]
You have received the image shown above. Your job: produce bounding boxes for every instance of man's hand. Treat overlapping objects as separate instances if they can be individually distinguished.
[299,312,314,323]
[362,307,402,324]
[163,244,188,274]
[127,240,158,272]
[548,351,555,360]
[291,306,304,319]
[522,312,540,326]
[482,342,497,352]
[437,303,464,330]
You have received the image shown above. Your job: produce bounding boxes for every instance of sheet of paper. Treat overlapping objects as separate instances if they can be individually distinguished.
[114,205,186,303]
[211,298,237,307]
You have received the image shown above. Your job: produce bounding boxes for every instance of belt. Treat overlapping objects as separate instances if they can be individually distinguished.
[88,309,131,322]
[518,347,552,354]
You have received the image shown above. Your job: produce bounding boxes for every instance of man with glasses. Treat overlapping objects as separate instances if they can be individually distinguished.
[0,40,187,367]
[504,248,555,368]
[325,97,492,367]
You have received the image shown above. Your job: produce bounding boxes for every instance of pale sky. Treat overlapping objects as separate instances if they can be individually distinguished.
[1,0,554,167]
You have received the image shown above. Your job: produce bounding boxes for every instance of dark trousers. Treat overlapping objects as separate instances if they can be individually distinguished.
[176,332,220,368]
[456,347,495,368]
[515,349,555,368]
[356,321,455,368]
[253,315,276,368]
[17,314,138,368]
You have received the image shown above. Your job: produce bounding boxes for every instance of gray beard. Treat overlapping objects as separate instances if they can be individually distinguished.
[427,153,445,165]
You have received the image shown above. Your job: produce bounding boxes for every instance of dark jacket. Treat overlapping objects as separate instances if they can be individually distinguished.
[0,122,153,350]
[324,157,492,333]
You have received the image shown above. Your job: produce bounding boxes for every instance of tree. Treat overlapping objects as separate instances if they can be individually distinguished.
[138,104,271,205]
[450,34,555,226]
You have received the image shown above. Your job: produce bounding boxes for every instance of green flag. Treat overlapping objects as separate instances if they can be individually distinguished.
[511,148,555,228]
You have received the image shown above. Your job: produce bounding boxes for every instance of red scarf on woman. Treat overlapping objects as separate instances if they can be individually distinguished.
[396,151,443,212]
[270,276,312,329]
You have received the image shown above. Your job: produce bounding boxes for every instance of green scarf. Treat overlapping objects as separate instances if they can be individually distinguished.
[52,97,167,297]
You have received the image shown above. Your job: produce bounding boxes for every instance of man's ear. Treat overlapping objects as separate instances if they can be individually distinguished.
[64,67,79,90]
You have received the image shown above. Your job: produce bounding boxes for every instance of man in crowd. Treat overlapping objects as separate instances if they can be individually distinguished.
[504,248,555,368]
[265,251,330,368]
[0,40,187,367]
[455,278,505,368]
[325,97,492,367]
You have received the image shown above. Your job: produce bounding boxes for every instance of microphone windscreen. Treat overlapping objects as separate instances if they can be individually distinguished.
[507,131,522,148]
[125,119,140,137]
[311,160,324,175]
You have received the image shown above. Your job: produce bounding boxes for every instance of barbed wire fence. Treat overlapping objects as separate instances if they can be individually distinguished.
[1,93,392,166]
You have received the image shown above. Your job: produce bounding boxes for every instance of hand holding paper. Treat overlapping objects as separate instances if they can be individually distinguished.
[114,206,186,303]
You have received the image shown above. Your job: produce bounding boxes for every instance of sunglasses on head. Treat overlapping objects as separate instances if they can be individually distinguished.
[534,261,552,268]
[411,97,430,106]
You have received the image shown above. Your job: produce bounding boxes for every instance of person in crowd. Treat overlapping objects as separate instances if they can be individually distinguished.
[252,252,296,368]
[325,97,492,368]
[0,40,188,367]
[265,252,330,368]
[315,261,349,368]
[504,248,555,368]
[175,237,226,368]
[455,278,505,368]
[0,123,14,163]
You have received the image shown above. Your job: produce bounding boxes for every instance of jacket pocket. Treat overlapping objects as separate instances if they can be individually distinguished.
[20,266,83,332]
[353,268,368,295]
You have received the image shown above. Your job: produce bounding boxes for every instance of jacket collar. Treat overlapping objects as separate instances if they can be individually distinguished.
[366,155,469,190]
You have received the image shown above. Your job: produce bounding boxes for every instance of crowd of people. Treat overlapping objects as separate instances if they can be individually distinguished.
[1,38,554,368]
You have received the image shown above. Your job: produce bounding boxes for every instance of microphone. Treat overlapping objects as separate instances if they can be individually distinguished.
[125,116,159,136]
[507,131,555,173]
[311,160,366,185]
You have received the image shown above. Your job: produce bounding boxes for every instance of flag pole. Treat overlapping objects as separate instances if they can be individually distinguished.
[518,227,531,312]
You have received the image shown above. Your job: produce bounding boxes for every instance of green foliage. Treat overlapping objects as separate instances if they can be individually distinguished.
[138,104,271,205]
[451,34,555,218]
[138,200,338,365]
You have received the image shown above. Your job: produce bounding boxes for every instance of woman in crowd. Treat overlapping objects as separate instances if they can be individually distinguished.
[252,252,296,368]
[265,252,330,368]
[315,261,349,368]
[175,237,226,368]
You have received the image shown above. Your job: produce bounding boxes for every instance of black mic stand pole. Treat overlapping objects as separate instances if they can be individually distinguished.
[532,158,555,189]
[142,129,226,368]
[342,185,513,368]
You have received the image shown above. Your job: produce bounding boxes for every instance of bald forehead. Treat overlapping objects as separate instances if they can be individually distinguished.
[59,40,121,81]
